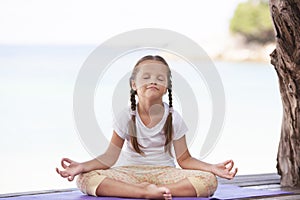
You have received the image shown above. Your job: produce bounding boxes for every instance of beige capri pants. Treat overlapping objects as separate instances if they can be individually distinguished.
[76,165,218,197]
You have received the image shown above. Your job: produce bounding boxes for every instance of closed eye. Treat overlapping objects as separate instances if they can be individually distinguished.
[157,75,165,81]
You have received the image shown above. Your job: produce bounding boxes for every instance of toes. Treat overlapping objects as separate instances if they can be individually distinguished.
[163,193,172,200]
[145,184,172,199]
[159,187,172,200]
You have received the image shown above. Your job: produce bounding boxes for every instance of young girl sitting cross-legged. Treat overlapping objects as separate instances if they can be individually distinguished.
[56,55,238,199]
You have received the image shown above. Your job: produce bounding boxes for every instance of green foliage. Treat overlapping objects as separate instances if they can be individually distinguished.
[230,0,274,44]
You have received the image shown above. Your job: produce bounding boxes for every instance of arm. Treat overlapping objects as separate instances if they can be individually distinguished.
[56,131,124,181]
[81,131,124,171]
[173,135,238,180]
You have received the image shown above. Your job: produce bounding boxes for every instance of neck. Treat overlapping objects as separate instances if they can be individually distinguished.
[137,98,164,115]
[137,99,164,128]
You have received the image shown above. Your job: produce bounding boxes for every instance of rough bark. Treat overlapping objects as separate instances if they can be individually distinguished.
[269,0,300,187]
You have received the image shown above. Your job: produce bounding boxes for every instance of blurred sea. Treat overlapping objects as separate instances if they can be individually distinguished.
[0,45,282,194]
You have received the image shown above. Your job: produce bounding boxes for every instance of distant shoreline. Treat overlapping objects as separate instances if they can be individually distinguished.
[210,35,276,63]
[213,44,275,63]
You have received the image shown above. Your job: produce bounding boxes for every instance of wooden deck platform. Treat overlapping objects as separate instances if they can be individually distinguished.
[218,173,300,199]
[0,173,299,199]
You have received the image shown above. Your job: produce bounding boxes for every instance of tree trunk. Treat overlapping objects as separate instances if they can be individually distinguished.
[269,0,300,187]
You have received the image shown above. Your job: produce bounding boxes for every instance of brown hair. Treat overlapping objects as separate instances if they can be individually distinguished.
[129,55,173,155]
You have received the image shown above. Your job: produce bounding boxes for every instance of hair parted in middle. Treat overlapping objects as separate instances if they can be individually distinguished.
[129,55,173,156]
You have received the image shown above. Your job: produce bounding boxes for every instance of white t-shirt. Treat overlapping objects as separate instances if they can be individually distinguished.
[113,102,188,167]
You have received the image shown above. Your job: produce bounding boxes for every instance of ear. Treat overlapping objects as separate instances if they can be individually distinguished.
[131,80,137,91]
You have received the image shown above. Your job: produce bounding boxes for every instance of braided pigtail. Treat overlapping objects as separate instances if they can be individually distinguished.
[163,83,174,156]
[129,89,144,155]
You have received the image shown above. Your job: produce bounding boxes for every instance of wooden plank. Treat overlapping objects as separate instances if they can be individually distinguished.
[218,173,300,199]
[0,188,77,198]
[250,194,300,200]
[218,173,281,186]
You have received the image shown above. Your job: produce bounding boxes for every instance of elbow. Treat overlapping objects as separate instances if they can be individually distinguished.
[176,157,190,169]
[176,151,192,169]
[109,157,118,167]
[177,161,185,169]
[104,156,119,168]
[98,152,120,169]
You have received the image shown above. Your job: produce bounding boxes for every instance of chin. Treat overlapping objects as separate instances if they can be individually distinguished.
[145,93,163,100]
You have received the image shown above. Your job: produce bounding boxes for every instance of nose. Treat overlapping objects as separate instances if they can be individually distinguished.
[150,82,157,85]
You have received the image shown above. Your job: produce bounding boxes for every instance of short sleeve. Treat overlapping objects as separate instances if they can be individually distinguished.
[113,108,131,140]
[172,110,188,140]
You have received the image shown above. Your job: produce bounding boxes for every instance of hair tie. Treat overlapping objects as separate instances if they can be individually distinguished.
[169,107,174,114]
[130,110,136,116]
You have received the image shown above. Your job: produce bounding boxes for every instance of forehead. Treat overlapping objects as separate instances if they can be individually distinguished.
[136,60,168,74]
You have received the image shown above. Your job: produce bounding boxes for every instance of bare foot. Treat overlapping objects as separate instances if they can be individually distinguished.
[144,184,172,200]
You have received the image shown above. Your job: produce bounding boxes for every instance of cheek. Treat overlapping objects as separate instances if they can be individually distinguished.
[155,80,168,88]
[159,81,168,88]
[135,79,150,89]
[162,87,168,94]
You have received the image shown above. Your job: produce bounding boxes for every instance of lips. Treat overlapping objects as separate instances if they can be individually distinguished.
[146,85,159,90]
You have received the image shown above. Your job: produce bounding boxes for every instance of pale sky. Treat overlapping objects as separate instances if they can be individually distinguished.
[0,0,245,47]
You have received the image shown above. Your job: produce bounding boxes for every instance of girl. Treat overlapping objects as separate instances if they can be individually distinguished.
[56,55,237,199]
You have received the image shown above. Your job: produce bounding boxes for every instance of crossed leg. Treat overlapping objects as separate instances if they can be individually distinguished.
[77,166,217,198]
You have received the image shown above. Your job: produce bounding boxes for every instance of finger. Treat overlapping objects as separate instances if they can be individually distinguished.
[227,160,234,171]
[232,168,238,177]
[61,158,73,167]
[59,170,71,178]
[227,168,238,180]
[68,175,74,182]
[61,158,72,169]
[56,168,68,178]
[56,168,61,175]
[222,160,232,166]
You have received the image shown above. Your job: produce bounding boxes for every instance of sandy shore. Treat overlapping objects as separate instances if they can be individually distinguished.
[196,32,276,63]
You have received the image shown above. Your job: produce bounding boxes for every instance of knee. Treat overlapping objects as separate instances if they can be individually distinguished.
[76,172,87,195]
[76,171,106,196]
[206,173,218,196]
[188,172,218,197]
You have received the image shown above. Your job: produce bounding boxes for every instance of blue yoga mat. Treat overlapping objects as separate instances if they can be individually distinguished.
[0,184,292,200]
[211,184,292,199]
